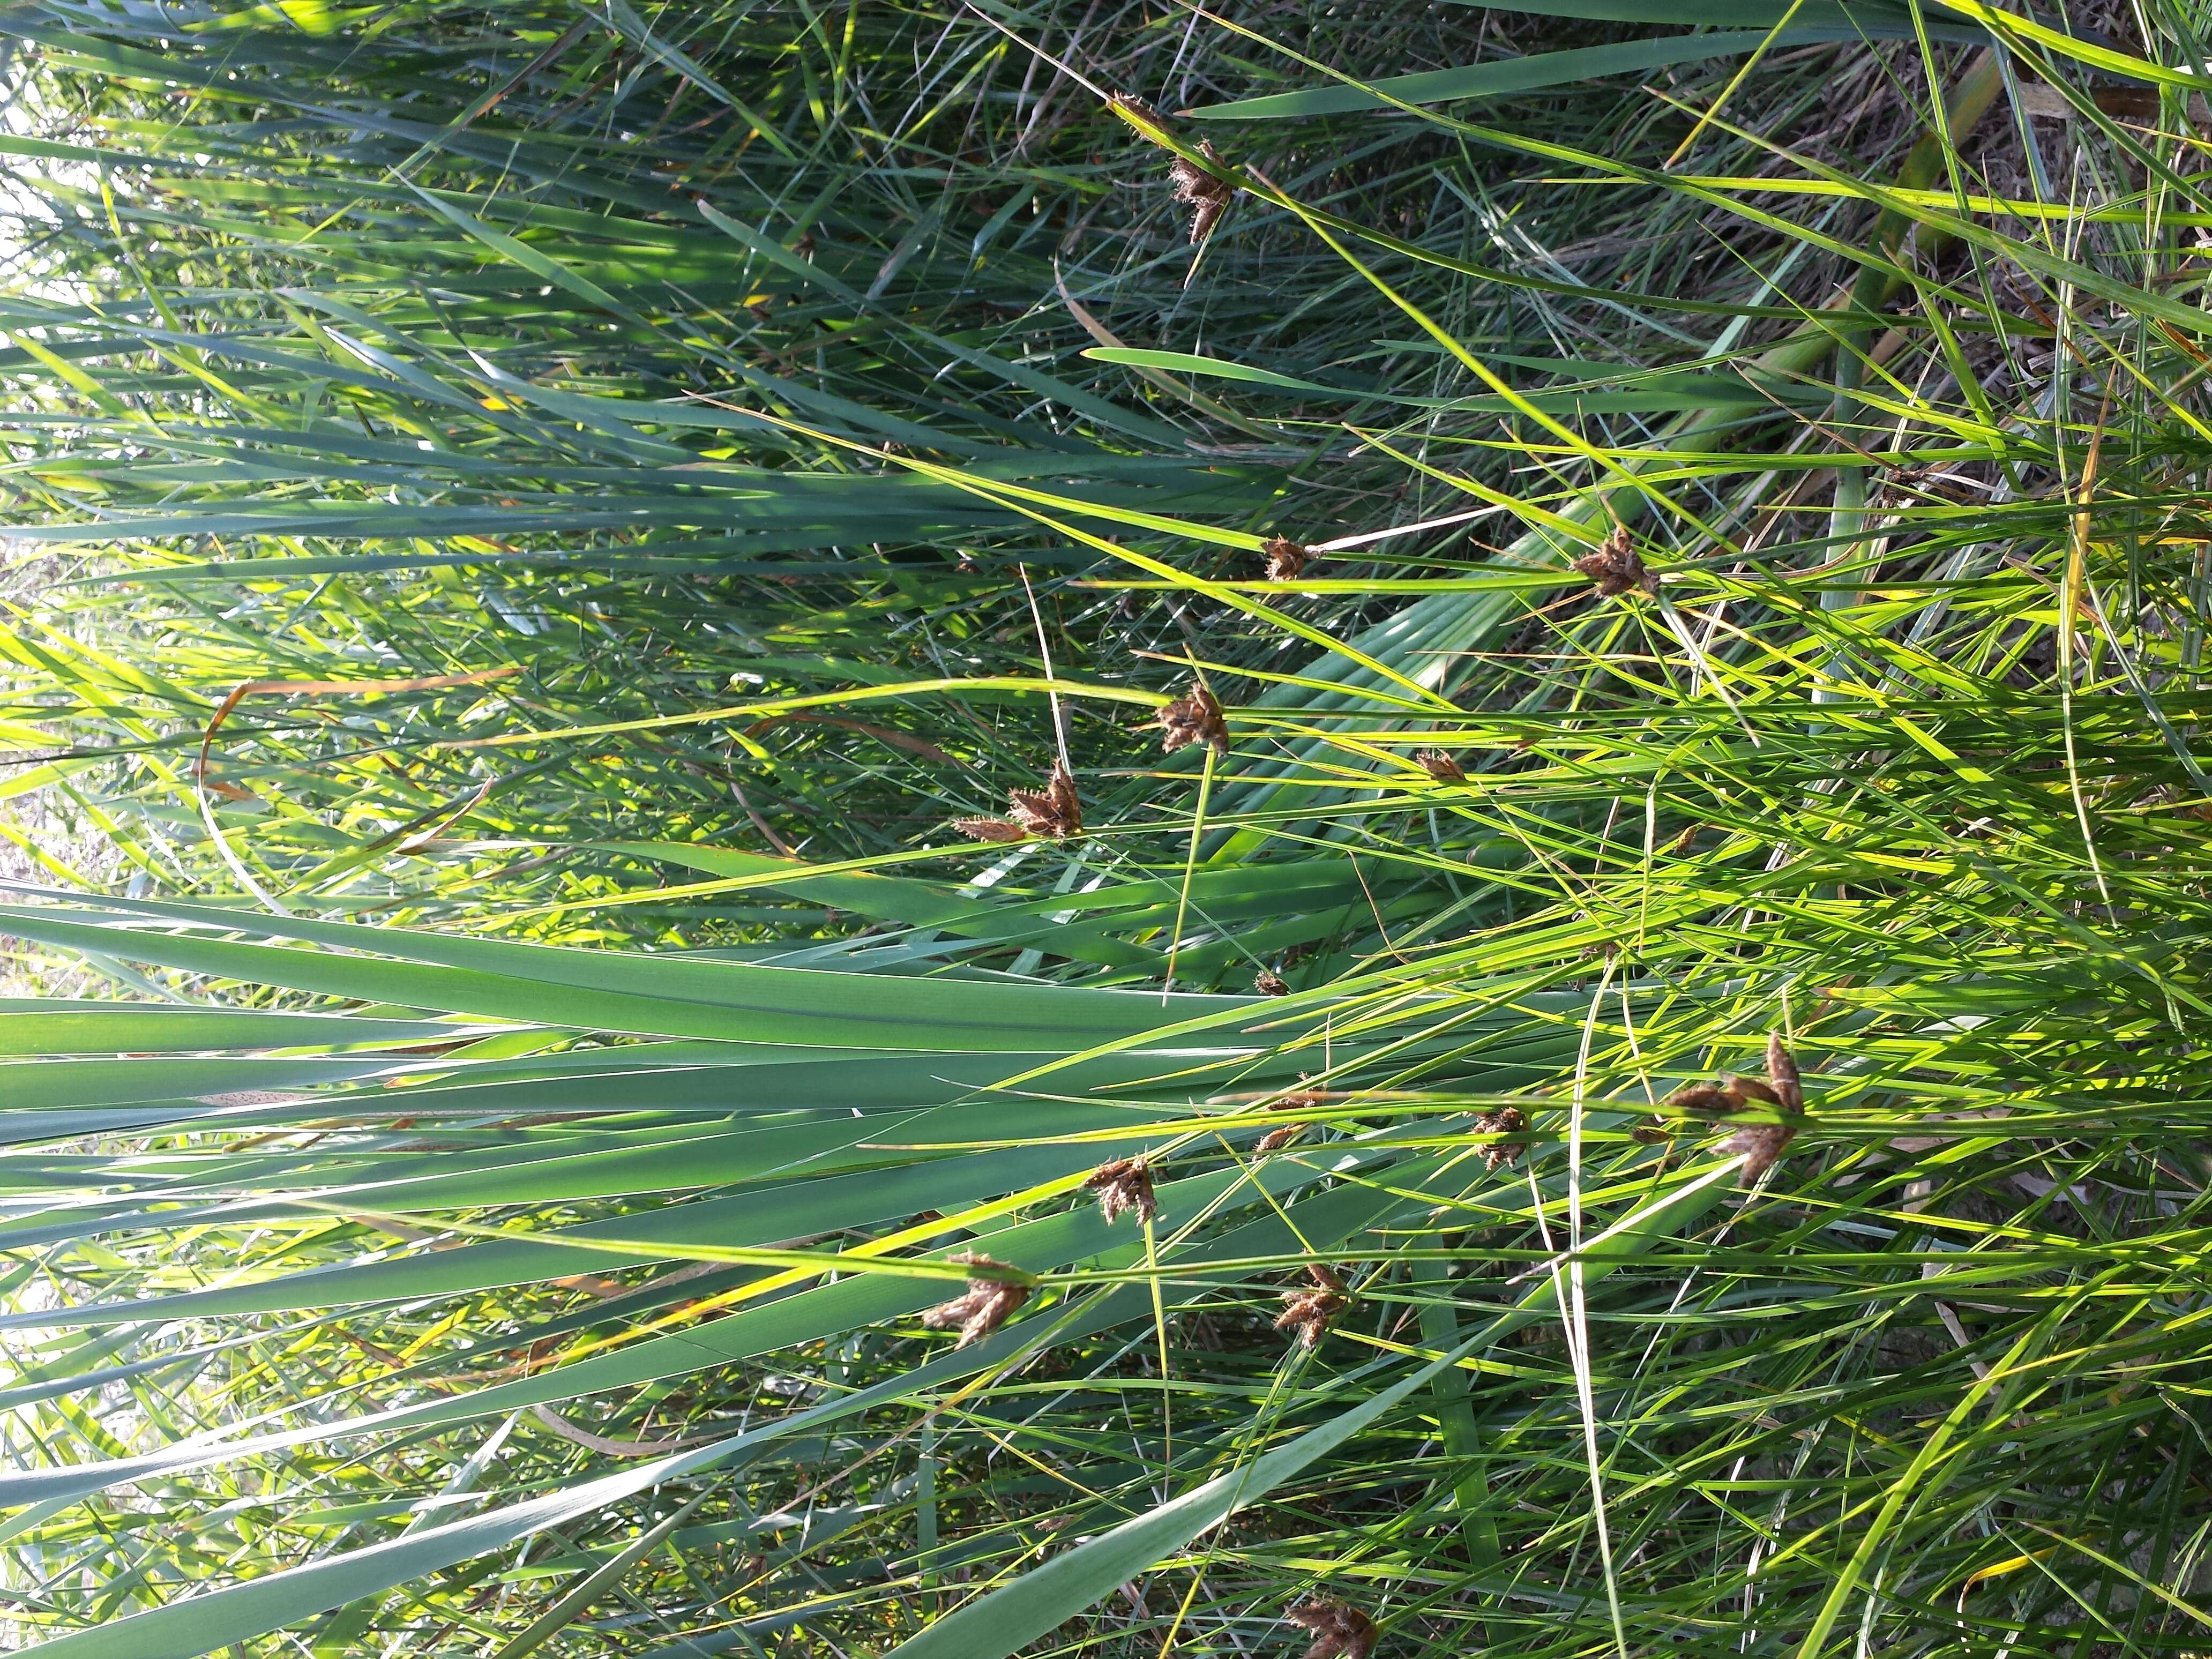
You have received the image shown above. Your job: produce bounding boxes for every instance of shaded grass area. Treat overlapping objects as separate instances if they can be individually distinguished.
[0,2,2209,1657]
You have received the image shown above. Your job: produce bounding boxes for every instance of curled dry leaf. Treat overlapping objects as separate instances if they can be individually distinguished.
[1275,1262,1348,1347]
[921,1253,1030,1348]
[1262,535,1310,580]
[1571,524,1658,598]
[1254,968,1290,997]
[1154,683,1229,754]
[1415,749,1465,783]
[1285,1596,1380,1659]
[1083,1156,1157,1225]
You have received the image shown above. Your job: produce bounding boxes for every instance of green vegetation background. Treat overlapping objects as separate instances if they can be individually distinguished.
[0,1,2207,1655]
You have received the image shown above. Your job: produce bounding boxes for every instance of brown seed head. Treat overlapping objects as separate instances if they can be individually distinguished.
[1721,1120,1797,1181]
[1154,683,1229,754]
[953,816,1028,845]
[1006,759,1082,839]
[1570,524,1658,599]
[1255,968,1290,997]
[1474,1104,1527,1169]
[1083,1156,1159,1226]
[1108,91,1170,143]
[1285,1596,1380,1659]
[1168,140,1232,242]
[1767,1034,1803,1112]
[1667,1081,1744,1116]
[1275,1265,1348,1347]
[1725,1074,1782,1109]
[1415,749,1465,783]
[1262,535,1310,580]
[921,1253,1031,1348]
[1257,1123,1308,1152]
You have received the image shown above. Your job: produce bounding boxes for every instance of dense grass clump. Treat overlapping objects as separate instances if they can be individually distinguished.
[1,2,2211,1656]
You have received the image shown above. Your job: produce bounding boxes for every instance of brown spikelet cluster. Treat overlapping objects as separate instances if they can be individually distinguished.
[1668,1033,1805,1182]
[1154,684,1229,754]
[1254,968,1290,997]
[954,760,1082,843]
[921,1253,1031,1348]
[1285,1596,1380,1659]
[1274,1262,1348,1347]
[1474,1104,1527,1170]
[951,815,1026,845]
[1415,749,1465,783]
[1262,535,1310,580]
[1083,1157,1158,1226]
[1108,91,1169,141]
[1258,1085,1325,1152]
[1571,524,1658,599]
[1169,140,1233,243]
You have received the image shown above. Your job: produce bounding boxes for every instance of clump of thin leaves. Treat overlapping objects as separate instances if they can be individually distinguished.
[1,2,2211,1658]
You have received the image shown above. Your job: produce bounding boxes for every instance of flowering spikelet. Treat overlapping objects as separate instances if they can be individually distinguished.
[1154,684,1229,754]
[1275,1263,1348,1347]
[1670,1035,1805,1181]
[1571,524,1657,598]
[1474,1104,1527,1170]
[1721,1120,1796,1180]
[1169,140,1232,242]
[1254,968,1290,997]
[956,761,1083,842]
[1083,1157,1157,1225]
[1767,1034,1804,1111]
[1415,749,1465,783]
[952,815,1027,845]
[1285,1596,1380,1659]
[1008,760,1083,838]
[1262,535,1310,580]
[921,1253,1030,1348]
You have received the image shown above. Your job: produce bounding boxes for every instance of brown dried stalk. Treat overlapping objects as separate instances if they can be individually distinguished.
[920,1253,1030,1348]
[1083,1157,1157,1225]
[1285,1596,1380,1659]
